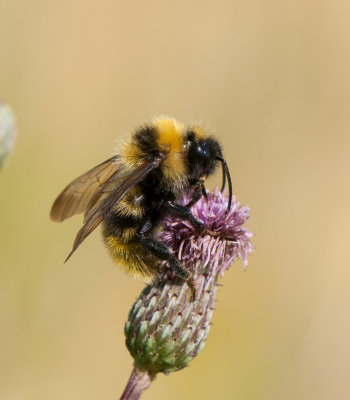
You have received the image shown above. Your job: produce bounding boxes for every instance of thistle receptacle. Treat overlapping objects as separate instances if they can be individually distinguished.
[121,189,253,399]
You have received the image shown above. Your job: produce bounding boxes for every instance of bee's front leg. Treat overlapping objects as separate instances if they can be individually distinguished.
[166,201,236,242]
[166,201,206,232]
[185,179,207,208]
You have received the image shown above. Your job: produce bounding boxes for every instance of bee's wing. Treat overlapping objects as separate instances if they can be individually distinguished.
[82,167,132,223]
[65,155,163,262]
[50,156,121,222]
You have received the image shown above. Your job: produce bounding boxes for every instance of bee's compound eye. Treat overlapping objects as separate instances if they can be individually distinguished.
[196,142,210,159]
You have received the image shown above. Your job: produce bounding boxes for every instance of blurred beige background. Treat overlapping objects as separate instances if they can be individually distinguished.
[1,1,349,399]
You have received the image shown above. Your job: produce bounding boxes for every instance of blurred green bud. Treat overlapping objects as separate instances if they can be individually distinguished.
[0,101,17,168]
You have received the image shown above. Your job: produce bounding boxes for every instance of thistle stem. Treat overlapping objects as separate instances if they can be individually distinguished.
[120,368,155,400]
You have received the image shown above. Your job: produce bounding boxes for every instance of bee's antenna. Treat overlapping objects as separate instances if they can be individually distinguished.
[217,156,232,211]
[221,160,226,192]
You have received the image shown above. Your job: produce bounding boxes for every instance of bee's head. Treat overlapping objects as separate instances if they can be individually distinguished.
[185,127,233,210]
[186,132,220,175]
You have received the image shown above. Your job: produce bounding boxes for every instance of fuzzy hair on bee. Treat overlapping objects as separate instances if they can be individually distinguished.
[50,117,233,300]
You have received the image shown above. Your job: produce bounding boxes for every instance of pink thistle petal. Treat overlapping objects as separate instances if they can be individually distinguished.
[159,188,254,280]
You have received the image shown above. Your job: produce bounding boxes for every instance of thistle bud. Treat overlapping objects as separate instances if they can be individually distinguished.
[122,189,253,399]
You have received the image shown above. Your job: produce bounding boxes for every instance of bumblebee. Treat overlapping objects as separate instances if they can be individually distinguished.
[50,117,232,298]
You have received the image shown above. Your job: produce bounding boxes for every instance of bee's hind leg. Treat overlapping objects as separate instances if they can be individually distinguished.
[137,236,197,301]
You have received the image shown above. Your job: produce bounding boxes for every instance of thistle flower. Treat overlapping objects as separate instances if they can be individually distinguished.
[121,189,253,399]
[0,101,17,168]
